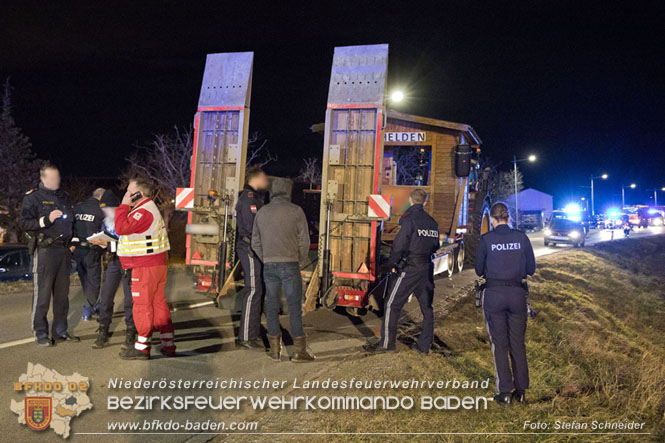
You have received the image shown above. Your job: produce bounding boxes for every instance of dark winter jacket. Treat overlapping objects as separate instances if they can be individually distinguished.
[19,183,74,245]
[251,179,309,265]
[388,204,440,269]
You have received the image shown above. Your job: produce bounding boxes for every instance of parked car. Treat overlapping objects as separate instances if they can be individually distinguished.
[0,244,31,282]
[544,218,586,247]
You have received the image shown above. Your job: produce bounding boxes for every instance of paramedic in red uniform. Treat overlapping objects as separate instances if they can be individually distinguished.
[115,178,175,360]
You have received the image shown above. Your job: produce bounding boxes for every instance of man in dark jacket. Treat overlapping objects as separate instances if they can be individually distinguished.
[19,163,79,346]
[72,188,105,320]
[364,189,440,354]
[88,190,136,350]
[474,202,536,406]
[234,166,268,349]
[251,178,313,362]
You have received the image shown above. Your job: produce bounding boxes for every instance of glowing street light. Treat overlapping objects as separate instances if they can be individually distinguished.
[590,173,608,216]
[512,154,538,230]
[390,90,404,103]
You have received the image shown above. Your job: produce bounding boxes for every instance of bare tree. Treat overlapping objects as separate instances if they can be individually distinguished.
[122,126,193,229]
[393,147,426,185]
[246,131,277,167]
[484,157,524,221]
[297,157,322,189]
[0,79,41,243]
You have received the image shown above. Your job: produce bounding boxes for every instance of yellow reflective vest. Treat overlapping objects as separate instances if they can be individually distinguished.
[117,200,170,257]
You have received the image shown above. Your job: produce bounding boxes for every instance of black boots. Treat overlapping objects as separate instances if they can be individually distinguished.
[119,347,149,360]
[291,336,316,362]
[121,325,137,351]
[267,334,281,362]
[512,389,526,403]
[493,392,512,406]
[92,326,110,349]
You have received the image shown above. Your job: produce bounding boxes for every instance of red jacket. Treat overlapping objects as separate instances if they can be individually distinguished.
[115,199,168,269]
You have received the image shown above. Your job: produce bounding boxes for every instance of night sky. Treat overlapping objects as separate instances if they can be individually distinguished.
[2,1,664,211]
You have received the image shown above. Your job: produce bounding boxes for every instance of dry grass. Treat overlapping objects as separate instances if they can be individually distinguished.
[231,237,665,442]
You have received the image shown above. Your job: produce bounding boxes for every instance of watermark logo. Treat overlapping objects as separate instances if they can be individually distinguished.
[10,363,92,439]
[25,397,52,431]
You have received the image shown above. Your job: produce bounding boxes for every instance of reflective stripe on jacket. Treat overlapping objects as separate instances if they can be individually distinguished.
[117,200,170,257]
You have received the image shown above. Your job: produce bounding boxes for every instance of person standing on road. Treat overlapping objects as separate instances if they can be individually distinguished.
[88,190,136,350]
[115,178,174,360]
[363,189,440,355]
[251,178,314,362]
[474,202,536,406]
[72,187,105,321]
[19,163,80,346]
[234,166,269,350]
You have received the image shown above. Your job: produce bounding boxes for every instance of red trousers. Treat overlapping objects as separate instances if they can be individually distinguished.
[130,265,175,354]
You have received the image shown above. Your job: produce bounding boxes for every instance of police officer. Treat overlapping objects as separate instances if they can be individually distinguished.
[234,166,269,349]
[88,190,136,350]
[474,202,536,406]
[364,189,440,354]
[19,163,79,346]
[72,188,105,320]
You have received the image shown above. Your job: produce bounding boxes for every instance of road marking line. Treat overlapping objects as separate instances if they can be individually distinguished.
[0,337,35,349]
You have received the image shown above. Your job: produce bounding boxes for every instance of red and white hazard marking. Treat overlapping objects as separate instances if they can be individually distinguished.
[368,194,391,218]
[175,187,195,209]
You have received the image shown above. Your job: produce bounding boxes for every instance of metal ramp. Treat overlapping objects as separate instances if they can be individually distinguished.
[318,44,389,310]
[183,52,253,289]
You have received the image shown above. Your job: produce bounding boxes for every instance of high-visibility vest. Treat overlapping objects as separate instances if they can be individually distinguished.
[117,200,170,257]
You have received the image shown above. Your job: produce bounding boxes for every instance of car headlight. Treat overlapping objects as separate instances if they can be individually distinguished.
[569,230,580,239]
[653,218,664,226]
[544,228,552,236]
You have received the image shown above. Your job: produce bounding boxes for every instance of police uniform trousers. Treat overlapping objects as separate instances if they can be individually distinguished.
[482,286,529,393]
[236,241,264,342]
[130,265,175,354]
[75,249,102,313]
[31,246,71,338]
[379,264,434,352]
[97,258,134,329]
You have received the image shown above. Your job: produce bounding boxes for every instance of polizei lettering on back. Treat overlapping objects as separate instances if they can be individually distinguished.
[491,242,521,251]
[417,229,439,238]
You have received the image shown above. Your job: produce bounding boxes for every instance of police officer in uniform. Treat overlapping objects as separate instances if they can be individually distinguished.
[474,202,536,405]
[234,166,269,349]
[88,190,136,350]
[364,189,440,354]
[72,188,105,320]
[19,163,79,346]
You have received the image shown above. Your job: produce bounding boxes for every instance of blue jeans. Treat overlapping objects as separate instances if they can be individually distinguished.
[263,262,304,337]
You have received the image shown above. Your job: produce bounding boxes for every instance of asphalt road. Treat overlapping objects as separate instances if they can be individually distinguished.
[528,225,664,257]
[2,225,662,441]
[0,262,477,442]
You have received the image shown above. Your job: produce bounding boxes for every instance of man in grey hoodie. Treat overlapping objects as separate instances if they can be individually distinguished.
[251,178,315,362]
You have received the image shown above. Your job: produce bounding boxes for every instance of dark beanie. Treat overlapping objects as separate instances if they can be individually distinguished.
[99,189,120,208]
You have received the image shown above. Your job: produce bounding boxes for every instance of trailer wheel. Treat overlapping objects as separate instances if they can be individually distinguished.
[456,242,465,273]
[321,286,337,310]
[446,252,455,278]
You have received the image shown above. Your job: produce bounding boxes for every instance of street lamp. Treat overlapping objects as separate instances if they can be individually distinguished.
[390,90,404,103]
[590,173,608,216]
[621,183,636,209]
[512,154,537,230]
[650,187,665,206]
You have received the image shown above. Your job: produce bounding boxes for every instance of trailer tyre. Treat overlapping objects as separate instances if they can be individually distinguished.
[456,242,465,273]
[321,286,338,310]
[446,252,455,278]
